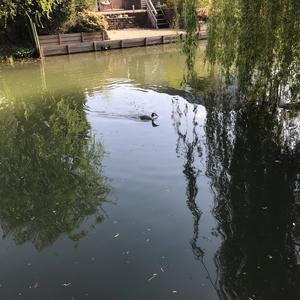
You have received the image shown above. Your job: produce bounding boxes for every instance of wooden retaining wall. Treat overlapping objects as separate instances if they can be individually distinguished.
[39,31,109,47]
[40,32,207,57]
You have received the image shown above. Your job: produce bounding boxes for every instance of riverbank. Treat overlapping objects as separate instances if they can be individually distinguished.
[39,28,207,57]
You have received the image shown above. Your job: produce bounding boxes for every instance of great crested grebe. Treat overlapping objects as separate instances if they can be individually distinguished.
[139,112,158,121]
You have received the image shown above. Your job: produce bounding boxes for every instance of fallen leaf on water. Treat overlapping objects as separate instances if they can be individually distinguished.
[63,283,71,287]
[148,273,157,281]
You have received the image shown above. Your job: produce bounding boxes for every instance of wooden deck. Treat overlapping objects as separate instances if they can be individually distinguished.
[39,29,207,57]
[101,9,146,15]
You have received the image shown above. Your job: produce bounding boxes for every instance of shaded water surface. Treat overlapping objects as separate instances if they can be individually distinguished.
[0,43,299,300]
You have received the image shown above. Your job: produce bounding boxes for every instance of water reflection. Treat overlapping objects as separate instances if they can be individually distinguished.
[204,93,300,299]
[0,41,300,299]
[171,98,204,258]
[0,93,109,250]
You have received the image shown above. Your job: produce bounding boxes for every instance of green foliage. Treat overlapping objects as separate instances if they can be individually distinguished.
[161,0,178,8]
[40,0,73,34]
[0,0,61,24]
[182,0,199,81]
[11,47,36,59]
[74,0,96,11]
[206,0,300,105]
[182,0,300,106]
[67,10,108,32]
[196,0,209,8]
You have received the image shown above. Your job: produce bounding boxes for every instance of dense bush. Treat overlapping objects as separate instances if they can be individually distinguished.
[161,0,178,8]
[12,47,36,58]
[67,10,108,32]
[40,0,98,34]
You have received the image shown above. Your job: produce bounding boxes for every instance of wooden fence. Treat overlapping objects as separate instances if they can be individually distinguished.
[39,31,109,47]
[39,31,207,57]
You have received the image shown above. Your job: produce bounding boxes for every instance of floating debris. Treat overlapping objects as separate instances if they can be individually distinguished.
[172,290,178,294]
[63,283,72,287]
[33,282,38,289]
[146,238,150,242]
[261,207,268,210]
[160,267,165,273]
[148,273,157,282]
[292,222,296,227]
[114,233,120,238]
[267,255,273,259]
[146,228,151,232]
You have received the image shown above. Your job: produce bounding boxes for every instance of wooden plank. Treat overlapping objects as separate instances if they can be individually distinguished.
[39,40,59,46]
[39,34,59,40]
[61,33,82,38]
[122,39,144,48]
[60,39,83,44]
[84,32,102,36]
[68,42,94,53]
[43,46,67,56]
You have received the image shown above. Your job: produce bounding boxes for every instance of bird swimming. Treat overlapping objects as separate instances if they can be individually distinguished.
[139,112,158,121]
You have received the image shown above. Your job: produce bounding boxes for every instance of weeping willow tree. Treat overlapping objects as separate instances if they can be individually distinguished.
[0,92,109,250]
[181,0,199,81]
[182,0,300,107]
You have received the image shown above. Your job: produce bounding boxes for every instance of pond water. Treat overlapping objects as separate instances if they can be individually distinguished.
[0,43,300,300]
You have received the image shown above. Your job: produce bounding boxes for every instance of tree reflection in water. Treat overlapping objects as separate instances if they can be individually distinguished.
[171,97,221,290]
[180,0,300,297]
[0,93,109,250]
[171,98,203,258]
[204,91,300,299]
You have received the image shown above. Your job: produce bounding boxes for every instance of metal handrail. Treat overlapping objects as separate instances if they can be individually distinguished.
[146,0,157,15]
[146,0,158,28]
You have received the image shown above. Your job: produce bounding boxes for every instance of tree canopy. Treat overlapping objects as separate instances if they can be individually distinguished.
[0,0,61,24]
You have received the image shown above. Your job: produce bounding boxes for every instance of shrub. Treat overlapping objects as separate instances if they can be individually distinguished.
[12,47,35,58]
[67,10,108,32]
[162,0,178,8]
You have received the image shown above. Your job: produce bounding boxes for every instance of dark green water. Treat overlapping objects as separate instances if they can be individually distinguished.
[0,43,300,300]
